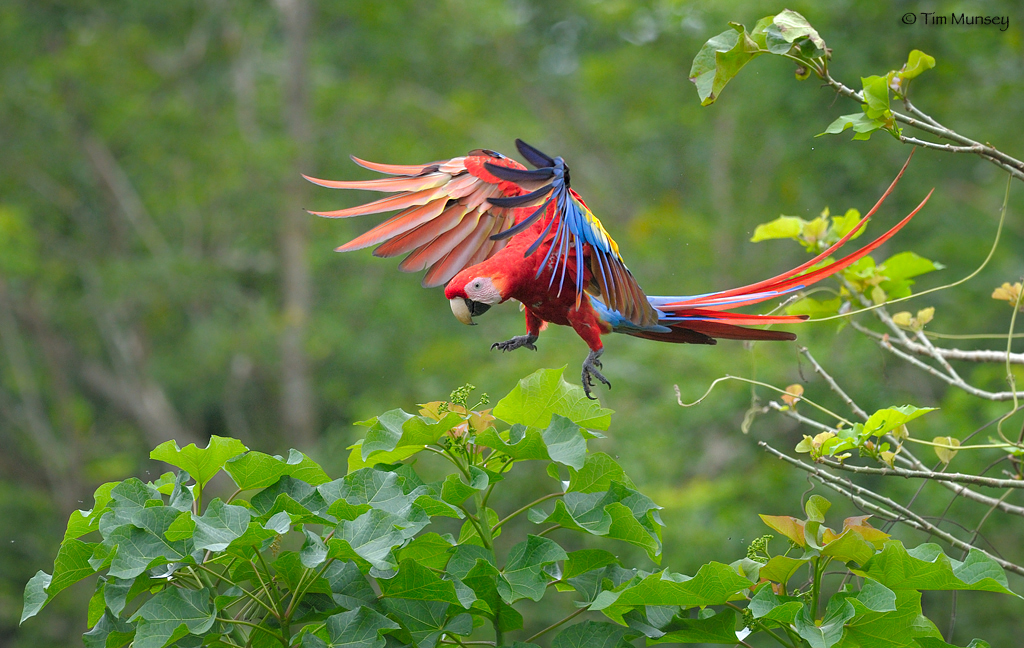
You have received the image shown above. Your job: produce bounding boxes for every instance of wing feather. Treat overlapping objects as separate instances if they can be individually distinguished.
[399,212,483,273]
[423,215,496,286]
[308,151,528,284]
[372,202,470,258]
[335,198,449,252]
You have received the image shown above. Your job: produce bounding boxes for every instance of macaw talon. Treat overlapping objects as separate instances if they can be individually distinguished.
[581,349,611,400]
[491,334,539,353]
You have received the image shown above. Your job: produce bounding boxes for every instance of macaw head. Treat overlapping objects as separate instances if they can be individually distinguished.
[444,270,508,326]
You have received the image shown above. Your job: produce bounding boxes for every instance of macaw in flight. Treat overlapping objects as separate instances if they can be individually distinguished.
[305,140,930,399]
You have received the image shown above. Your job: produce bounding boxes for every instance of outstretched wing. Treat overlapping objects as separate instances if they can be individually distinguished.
[305,150,542,287]
[484,139,659,327]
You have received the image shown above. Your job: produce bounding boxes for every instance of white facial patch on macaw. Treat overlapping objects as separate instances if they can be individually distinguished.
[464,277,502,304]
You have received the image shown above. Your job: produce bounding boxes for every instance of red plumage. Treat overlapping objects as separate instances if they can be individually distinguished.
[307,141,930,397]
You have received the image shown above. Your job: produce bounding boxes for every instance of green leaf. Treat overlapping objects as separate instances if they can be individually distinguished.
[750,215,804,242]
[378,559,463,605]
[856,541,1019,595]
[439,469,488,506]
[879,251,945,282]
[475,424,549,462]
[917,639,991,648]
[346,442,422,473]
[821,528,876,565]
[251,475,330,523]
[900,50,936,81]
[551,620,631,648]
[20,571,52,624]
[567,453,633,494]
[359,408,416,459]
[853,579,897,613]
[564,549,619,579]
[795,595,854,648]
[533,483,662,560]
[785,296,842,318]
[324,560,378,610]
[749,585,803,623]
[130,587,216,648]
[543,415,587,470]
[758,555,809,584]
[165,511,195,542]
[688,23,765,106]
[335,509,412,571]
[863,406,936,439]
[500,536,567,602]
[150,436,247,488]
[819,112,887,140]
[805,494,831,522]
[397,533,455,571]
[301,528,329,568]
[592,563,753,623]
[860,75,892,121]
[103,507,192,580]
[83,610,135,648]
[832,208,867,240]
[493,367,613,430]
[457,508,500,547]
[650,608,739,644]
[766,9,826,55]
[381,599,462,648]
[320,606,401,648]
[843,588,924,647]
[461,559,521,632]
[65,482,119,541]
[47,538,97,602]
[285,449,331,486]
[224,451,293,491]
[192,499,251,552]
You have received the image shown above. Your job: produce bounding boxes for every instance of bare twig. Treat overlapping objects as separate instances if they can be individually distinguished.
[855,326,1024,365]
[799,346,869,420]
[817,458,1024,490]
[758,442,1024,577]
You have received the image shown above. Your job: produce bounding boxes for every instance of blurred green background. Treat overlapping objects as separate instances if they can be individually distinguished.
[1,1,1022,646]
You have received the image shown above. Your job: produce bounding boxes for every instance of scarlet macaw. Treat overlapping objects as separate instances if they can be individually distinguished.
[306,140,929,398]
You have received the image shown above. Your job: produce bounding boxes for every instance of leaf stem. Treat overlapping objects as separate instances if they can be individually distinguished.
[217,617,287,647]
[725,602,796,648]
[524,606,586,643]
[493,492,563,531]
[195,563,280,619]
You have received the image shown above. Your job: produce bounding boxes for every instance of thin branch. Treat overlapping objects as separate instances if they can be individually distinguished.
[493,492,563,532]
[855,326,1024,365]
[817,458,1024,489]
[799,346,869,420]
[820,71,1024,182]
[851,319,1023,401]
[524,606,587,644]
[758,442,1024,577]
[876,333,1021,401]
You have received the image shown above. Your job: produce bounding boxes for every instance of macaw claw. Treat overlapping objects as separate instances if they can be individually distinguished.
[491,334,539,353]
[582,349,611,400]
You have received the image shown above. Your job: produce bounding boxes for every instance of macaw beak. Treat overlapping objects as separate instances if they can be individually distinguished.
[449,297,491,325]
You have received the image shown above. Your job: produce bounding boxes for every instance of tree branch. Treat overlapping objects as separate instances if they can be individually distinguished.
[758,442,1024,577]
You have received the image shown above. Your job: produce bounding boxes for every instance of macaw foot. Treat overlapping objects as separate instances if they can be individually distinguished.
[491,333,539,353]
[581,349,611,400]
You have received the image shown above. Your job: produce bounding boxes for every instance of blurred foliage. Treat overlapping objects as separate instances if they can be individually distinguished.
[1,1,1022,646]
